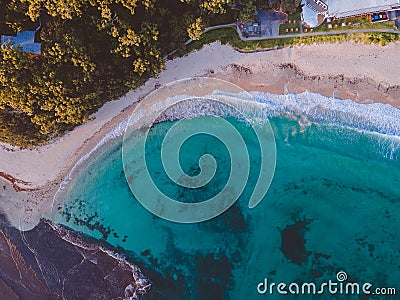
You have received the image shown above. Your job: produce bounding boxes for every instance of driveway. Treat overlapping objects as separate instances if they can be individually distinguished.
[257,10,288,37]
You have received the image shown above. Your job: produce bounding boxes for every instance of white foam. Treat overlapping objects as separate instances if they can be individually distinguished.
[249,91,400,137]
[52,118,129,206]
[54,91,400,205]
[46,221,151,299]
[50,90,400,297]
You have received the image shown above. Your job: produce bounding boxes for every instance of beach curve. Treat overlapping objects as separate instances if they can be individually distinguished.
[1,40,400,231]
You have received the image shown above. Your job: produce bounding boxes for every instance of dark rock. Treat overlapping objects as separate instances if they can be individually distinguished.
[0,214,151,299]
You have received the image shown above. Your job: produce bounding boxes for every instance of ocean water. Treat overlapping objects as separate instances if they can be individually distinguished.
[51,92,400,299]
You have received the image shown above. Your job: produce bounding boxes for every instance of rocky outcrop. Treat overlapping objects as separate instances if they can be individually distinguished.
[0,214,151,299]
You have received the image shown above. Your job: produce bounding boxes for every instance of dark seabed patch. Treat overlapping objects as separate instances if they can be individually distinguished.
[194,253,234,299]
[53,115,400,299]
[280,220,312,265]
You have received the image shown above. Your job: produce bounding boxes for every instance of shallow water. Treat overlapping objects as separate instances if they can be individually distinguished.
[52,92,400,299]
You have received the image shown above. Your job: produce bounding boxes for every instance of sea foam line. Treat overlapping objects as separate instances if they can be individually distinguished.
[50,90,400,297]
[52,118,129,206]
[46,221,151,299]
[249,91,400,137]
[53,90,400,204]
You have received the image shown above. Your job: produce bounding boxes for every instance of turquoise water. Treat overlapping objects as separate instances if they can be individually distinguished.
[53,95,400,299]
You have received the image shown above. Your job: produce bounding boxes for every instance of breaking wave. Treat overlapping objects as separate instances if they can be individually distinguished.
[250,91,400,137]
[54,90,400,205]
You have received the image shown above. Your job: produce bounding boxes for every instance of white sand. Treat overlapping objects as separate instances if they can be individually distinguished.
[1,41,400,230]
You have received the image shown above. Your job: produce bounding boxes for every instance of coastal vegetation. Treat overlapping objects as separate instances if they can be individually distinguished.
[310,15,397,33]
[0,0,398,147]
[238,1,257,23]
[0,0,236,147]
[183,27,400,54]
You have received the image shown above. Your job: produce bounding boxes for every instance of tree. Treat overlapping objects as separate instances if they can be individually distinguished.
[239,1,257,23]
[187,17,205,40]
[0,0,231,146]
[0,0,36,33]
[0,42,36,115]
[200,0,231,14]
[280,0,301,15]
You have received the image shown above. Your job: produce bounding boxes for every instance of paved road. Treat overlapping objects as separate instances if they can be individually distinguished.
[257,10,287,37]
[184,24,237,46]
[242,28,400,40]
[163,24,399,58]
[234,26,400,40]
[198,24,400,42]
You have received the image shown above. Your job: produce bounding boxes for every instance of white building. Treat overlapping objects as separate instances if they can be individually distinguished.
[302,0,400,27]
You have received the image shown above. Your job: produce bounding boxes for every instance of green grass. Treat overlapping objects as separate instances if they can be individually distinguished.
[279,23,301,35]
[279,8,301,35]
[181,27,400,56]
[207,9,239,26]
[310,16,397,33]
[182,27,239,54]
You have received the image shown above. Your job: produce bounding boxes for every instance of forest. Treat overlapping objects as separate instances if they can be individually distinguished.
[0,0,301,146]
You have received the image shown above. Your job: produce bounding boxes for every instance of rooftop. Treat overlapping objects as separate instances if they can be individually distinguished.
[326,0,400,18]
[1,31,41,55]
[302,0,400,27]
[302,2,322,27]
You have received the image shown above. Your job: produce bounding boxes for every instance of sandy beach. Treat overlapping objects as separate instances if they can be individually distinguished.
[1,40,400,230]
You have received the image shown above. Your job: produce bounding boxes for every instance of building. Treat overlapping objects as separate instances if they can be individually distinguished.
[302,0,400,27]
[243,21,261,36]
[1,30,41,55]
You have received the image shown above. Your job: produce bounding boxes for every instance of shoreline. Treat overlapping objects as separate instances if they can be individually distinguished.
[1,40,400,230]
[0,213,151,299]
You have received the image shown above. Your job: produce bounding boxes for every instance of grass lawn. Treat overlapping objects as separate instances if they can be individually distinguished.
[279,10,301,35]
[279,23,301,35]
[183,27,239,55]
[310,16,397,33]
[207,9,240,26]
[181,27,400,56]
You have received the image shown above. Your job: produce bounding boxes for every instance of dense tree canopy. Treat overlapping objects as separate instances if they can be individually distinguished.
[239,1,257,23]
[0,0,36,33]
[280,0,301,15]
[188,17,205,40]
[0,0,301,146]
[0,0,233,146]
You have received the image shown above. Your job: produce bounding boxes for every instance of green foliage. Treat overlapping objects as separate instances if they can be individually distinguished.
[187,17,205,40]
[280,0,301,15]
[360,32,399,45]
[199,0,231,14]
[0,0,230,146]
[0,0,38,33]
[260,0,300,14]
[206,8,239,26]
[183,26,238,54]
[183,27,400,54]
[0,110,47,146]
[238,1,257,23]
[311,16,396,33]
[1,0,397,148]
